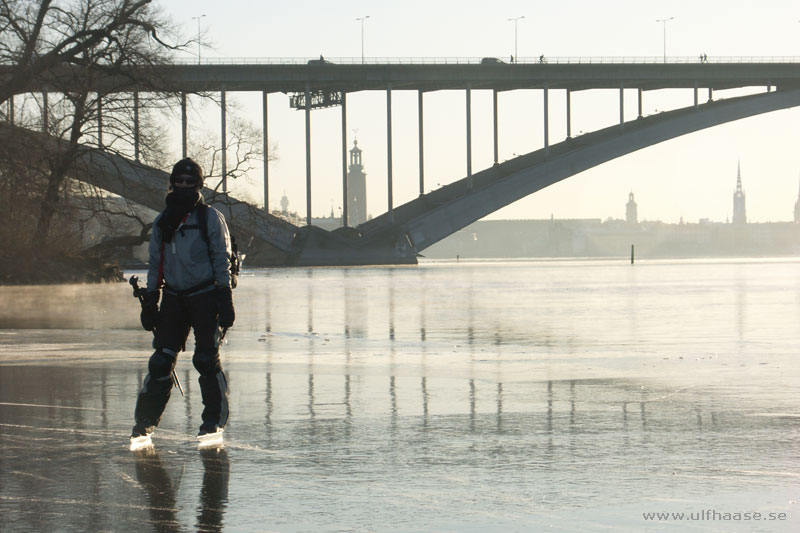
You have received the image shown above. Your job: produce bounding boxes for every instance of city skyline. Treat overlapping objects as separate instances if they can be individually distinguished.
[276,162,800,227]
[161,0,800,224]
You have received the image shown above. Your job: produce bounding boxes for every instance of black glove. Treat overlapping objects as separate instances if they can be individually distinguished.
[140,291,159,331]
[216,287,235,328]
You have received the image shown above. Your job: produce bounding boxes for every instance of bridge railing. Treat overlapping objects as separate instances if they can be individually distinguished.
[172,56,800,66]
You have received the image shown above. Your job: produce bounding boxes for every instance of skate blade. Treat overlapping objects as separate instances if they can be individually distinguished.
[197,429,224,448]
[129,434,153,451]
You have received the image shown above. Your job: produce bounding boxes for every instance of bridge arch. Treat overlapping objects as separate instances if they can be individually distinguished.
[352,88,800,258]
[3,88,799,266]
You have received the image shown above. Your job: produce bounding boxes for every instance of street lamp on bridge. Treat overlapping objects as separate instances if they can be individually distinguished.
[192,14,206,64]
[356,15,370,64]
[656,16,674,63]
[508,16,525,63]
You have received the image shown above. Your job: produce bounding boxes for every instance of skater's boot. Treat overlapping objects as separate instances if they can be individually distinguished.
[198,422,220,436]
[131,423,154,438]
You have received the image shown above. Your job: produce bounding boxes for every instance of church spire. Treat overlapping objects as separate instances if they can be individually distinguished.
[732,160,746,225]
[736,161,743,193]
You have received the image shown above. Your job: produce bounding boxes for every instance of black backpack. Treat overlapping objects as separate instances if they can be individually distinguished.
[196,204,241,289]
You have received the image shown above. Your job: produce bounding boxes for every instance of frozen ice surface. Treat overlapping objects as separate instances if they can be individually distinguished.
[1,260,799,531]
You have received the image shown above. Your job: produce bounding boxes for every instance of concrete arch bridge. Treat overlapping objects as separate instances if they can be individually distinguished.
[8,61,800,265]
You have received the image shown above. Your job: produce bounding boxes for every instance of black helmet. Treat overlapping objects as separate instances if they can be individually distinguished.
[169,158,204,190]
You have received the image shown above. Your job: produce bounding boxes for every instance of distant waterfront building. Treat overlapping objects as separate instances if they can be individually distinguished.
[312,204,342,231]
[626,192,638,225]
[346,140,367,226]
[732,162,747,225]
[794,178,800,223]
[280,191,289,215]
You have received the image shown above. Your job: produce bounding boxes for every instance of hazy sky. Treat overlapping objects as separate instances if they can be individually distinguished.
[161,0,800,224]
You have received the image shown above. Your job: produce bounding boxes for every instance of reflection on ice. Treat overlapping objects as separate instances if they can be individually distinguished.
[1,260,799,530]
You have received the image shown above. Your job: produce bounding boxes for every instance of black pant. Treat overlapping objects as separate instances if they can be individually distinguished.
[134,289,229,430]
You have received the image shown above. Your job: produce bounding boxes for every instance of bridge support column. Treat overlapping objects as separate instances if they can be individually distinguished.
[638,88,643,118]
[543,84,549,149]
[181,92,187,158]
[305,82,311,226]
[133,91,139,161]
[221,89,227,192]
[493,89,499,164]
[268,91,269,214]
[466,84,472,190]
[97,95,103,147]
[619,84,624,126]
[694,82,698,107]
[566,89,571,138]
[708,88,713,102]
[42,91,48,132]
[387,85,394,224]
[341,91,348,225]
[418,90,425,195]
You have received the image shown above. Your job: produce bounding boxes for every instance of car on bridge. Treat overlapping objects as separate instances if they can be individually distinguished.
[308,56,333,65]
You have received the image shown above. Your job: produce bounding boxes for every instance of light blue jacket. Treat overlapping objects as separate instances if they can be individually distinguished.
[146,205,232,293]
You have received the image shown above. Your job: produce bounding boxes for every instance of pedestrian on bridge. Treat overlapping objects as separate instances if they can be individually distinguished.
[131,157,236,443]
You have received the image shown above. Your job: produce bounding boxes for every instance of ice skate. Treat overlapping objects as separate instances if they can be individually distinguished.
[129,424,154,451]
[197,423,224,448]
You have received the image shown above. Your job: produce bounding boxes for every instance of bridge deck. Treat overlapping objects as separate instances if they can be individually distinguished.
[24,62,800,95]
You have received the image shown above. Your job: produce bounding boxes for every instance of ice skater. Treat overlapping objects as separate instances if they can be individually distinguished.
[131,157,235,448]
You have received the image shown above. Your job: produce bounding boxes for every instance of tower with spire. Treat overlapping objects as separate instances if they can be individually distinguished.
[732,162,747,225]
[794,176,800,223]
[280,190,289,215]
[346,140,367,226]
[625,192,638,225]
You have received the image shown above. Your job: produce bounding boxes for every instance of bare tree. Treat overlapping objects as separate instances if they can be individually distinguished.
[0,0,186,247]
[0,0,177,104]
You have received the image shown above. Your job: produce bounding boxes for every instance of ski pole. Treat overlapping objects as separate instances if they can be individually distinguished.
[129,275,184,397]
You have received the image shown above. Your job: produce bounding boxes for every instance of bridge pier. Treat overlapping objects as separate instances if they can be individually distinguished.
[181,92,187,158]
[221,88,227,192]
[268,91,269,214]
[566,89,571,137]
[418,90,425,195]
[466,84,473,189]
[493,89,499,163]
[341,92,347,225]
[637,88,642,118]
[543,84,550,148]
[619,84,624,126]
[133,91,139,161]
[304,82,311,226]
[386,85,394,224]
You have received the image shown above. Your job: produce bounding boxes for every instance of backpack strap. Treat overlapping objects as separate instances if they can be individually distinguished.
[198,204,239,289]
[197,204,211,246]
[157,212,190,290]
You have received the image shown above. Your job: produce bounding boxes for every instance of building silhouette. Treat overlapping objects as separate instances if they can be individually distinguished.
[280,191,289,215]
[732,162,747,225]
[346,140,367,226]
[626,192,638,225]
[794,178,800,223]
